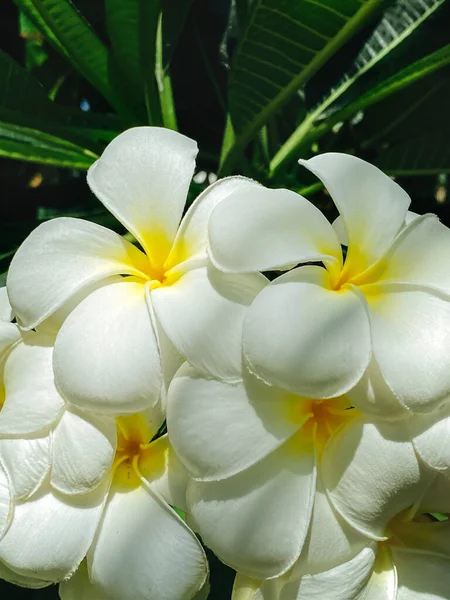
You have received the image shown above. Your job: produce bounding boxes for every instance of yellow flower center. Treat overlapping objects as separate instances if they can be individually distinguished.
[113,414,167,489]
[287,396,358,459]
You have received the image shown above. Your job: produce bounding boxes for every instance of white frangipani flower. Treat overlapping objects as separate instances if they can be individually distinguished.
[7,127,267,415]
[167,359,429,580]
[0,387,207,599]
[233,476,450,600]
[208,153,450,417]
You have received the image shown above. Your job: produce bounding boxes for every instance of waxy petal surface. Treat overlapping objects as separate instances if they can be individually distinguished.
[7,218,148,329]
[152,266,267,381]
[167,364,300,481]
[208,186,342,274]
[87,127,197,264]
[243,266,371,398]
[54,279,162,413]
[188,440,316,579]
[88,484,208,600]
[300,153,410,278]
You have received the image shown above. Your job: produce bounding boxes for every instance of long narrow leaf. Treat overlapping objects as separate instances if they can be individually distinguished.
[270,0,446,174]
[220,0,385,174]
[13,0,131,118]
[0,122,98,169]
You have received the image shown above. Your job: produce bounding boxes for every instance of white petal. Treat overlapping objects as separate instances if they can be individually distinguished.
[88,483,208,600]
[152,266,267,381]
[367,285,450,412]
[139,434,189,512]
[0,561,51,589]
[0,322,20,361]
[412,409,450,475]
[281,546,376,600]
[243,266,371,398]
[332,216,348,246]
[0,435,50,500]
[0,287,12,322]
[322,419,432,539]
[346,356,410,421]
[59,561,109,600]
[392,518,450,558]
[87,127,197,264]
[394,547,450,600]
[359,544,397,600]
[300,153,410,276]
[208,185,342,273]
[188,441,316,579]
[167,176,259,269]
[54,279,162,414]
[51,407,116,495]
[167,364,301,481]
[7,217,149,329]
[370,214,450,295]
[0,334,64,436]
[293,477,369,578]
[0,482,107,582]
[0,460,12,540]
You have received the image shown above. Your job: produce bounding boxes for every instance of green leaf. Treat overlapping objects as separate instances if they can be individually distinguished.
[220,0,386,174]
[13,0,131,118]
[0,48,63,123]
[162,0,196,68]
[376,130,450,175]
[0,122,98,169]
[270,0,446,174]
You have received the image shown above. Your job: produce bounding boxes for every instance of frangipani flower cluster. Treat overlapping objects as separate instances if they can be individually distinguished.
[1,126,450,600]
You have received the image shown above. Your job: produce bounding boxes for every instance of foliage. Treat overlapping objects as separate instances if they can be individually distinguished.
[0,0,449,274]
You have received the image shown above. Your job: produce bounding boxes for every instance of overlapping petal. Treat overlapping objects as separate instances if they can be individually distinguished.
[0,333,64,436]
[59,561,109,600]
[51,407,116,495]
[280,547,376,600]
[88,483,208,600]
[243,266,371,398]
[0,436,50,500]
[188,440,316,579]
[322,419,432,539]
[365,285,450,411]
[167,176,258,270]
[208,186,342,274]
[393,547,450,600]
[152,266,267,381]
[0,483,107,582]
[300,153,410,278]
[167,363,300,480]
[368,214,450,295]
[7,218,149,329]
[54,279,162,413]
[87,127,198,265]
[0,287,13,322]
[0,460,12,540]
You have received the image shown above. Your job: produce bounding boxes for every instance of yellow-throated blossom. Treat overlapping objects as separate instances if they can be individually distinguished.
[232,475,450,600]
[0,329,208,599]
[167,358,429,580]
[6,127,266,415]
[208,154,450,419]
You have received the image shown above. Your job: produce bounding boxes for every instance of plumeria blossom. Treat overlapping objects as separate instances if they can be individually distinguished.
[7,127,267,415]
[232,475,450,600]
[167,357,430,580]
[0,291,207,599]
[0,351,208,599]
[208,153,450,418]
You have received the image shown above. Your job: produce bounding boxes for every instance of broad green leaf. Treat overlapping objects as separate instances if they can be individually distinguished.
[220,0,386,174]
[162,0,196,67]
[270,0,446,174]
[377,130,450,175]
[0,48,63,123]
[13,0,131,118]
[0,122,98,169]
